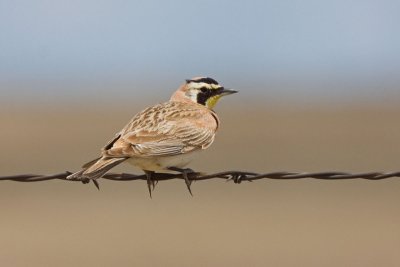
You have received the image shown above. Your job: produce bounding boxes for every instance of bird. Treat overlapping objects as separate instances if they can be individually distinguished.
[67,77,237,196]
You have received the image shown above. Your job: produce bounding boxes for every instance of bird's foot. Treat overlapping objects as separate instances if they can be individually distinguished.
[168,167,196,196]
[144,170,156,198]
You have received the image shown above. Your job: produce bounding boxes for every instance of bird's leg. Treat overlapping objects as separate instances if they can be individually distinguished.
[144,170,156,198]
[168,167,195,196]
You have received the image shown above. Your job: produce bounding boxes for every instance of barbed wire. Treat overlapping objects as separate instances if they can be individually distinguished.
[1,171,400,185]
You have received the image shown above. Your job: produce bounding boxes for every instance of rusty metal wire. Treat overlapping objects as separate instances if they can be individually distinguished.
[1,171,400,184]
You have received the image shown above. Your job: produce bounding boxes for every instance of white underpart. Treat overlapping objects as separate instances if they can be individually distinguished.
[126,150,201,172]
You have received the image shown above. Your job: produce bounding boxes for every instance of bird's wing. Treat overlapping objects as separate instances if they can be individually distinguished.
[103,102,218,158]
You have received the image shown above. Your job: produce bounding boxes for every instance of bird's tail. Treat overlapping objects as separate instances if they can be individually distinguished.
[67,156,127,181]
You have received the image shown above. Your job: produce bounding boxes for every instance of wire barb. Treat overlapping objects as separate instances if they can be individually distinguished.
[1,171,400,183]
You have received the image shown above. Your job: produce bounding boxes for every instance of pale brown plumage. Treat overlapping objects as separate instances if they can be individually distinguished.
[67,77,236,194]
[103,101,218,159]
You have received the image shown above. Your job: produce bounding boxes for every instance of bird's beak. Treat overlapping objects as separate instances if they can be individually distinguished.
[220,88,238,96]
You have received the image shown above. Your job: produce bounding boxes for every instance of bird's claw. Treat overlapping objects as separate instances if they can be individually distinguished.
[182,169,194,196]
[145,171,157,198]
[168,167,196,196]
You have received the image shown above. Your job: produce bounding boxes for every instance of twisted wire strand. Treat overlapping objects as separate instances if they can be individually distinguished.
[1,171,400,184]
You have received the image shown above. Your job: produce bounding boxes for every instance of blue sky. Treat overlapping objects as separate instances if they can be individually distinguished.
[1,0,400,101]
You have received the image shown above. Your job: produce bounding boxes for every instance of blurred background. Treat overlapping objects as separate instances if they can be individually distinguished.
[1,0,400,266]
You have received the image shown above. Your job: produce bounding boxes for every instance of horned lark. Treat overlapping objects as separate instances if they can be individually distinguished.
[67,77,237,195]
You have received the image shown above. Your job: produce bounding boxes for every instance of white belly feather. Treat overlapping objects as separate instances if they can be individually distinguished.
[126,150,200,171]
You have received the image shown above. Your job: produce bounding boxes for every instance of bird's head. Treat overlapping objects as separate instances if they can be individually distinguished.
[171,77,237,109]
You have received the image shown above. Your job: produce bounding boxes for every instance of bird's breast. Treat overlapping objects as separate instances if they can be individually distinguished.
[126,151,201,171]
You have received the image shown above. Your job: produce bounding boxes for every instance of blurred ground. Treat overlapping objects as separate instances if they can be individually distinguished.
[1,101,400,266]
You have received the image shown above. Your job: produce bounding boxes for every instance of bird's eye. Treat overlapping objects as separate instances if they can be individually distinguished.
[200,88,208,93]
